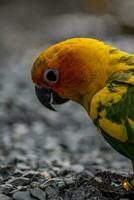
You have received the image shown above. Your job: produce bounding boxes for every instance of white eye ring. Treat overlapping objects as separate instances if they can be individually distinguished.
[44,69,59,83]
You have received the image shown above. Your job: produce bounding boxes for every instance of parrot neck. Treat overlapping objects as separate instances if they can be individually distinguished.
[80,91,96,114]
[78,45,134,116]
[81,95,90,113]
[81,51,134,115]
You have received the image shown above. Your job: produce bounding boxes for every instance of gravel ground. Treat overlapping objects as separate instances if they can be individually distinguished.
[1,1,134,199]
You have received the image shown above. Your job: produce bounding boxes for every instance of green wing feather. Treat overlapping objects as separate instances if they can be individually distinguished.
[90,70,134,160]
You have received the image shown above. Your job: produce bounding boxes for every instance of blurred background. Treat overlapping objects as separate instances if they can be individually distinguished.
[0,0,134,172]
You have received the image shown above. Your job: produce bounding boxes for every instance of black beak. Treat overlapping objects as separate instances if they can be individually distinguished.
[35,85,69,111]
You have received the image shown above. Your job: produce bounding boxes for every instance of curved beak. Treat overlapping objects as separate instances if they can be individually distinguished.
[35,85,69,111]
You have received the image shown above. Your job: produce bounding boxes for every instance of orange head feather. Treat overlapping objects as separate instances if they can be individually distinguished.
[31,38,111,105]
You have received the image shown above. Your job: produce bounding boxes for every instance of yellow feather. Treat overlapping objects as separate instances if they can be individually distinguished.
[90,85,127,120]
[99,118,128,142]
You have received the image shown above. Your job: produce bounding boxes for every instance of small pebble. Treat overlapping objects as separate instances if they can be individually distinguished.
[0,184,14,194]
[70,164,84,173]
[8,177,30,186]
[23,171,39,178]
[0,194,12,200]
[30,188,46,200]
[40,171,51,180]
[13,191,33,200]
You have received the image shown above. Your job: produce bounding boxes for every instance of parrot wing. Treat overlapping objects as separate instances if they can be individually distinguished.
[90,70,134,160]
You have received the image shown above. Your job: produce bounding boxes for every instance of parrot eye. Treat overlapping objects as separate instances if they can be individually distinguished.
[44,69,59,83]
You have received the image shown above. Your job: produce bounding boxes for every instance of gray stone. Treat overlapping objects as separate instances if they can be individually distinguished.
[30,188,46,200]
[0,194,12,200]
[70,164,84,173]
[45,186,59,200]
[23,171,39,178]
[13,191,34,200]
[17,163,31,170]
[0,184,13,194]
[120,199,129,200]
[8,177,30,186]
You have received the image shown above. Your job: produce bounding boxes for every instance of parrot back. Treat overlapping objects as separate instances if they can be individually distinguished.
[90,70,134,160]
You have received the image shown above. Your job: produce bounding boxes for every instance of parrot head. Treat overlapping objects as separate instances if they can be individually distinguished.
[31,38,110,111]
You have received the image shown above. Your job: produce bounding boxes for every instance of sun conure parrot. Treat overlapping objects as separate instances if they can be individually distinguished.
[31,38,134,190]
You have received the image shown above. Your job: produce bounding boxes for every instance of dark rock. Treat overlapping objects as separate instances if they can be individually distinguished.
[0,175,3,183]
[14,169,23,177]
[30,188,46,200]
[8,177,30,186]
[23,171,39,178]
[9,186,27,195]
[0,165,15,180]
[13,191,35,200]
[45,186,59,200]
[0,194,12,200]
[64,176,75,186]
[0,184,14,195]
